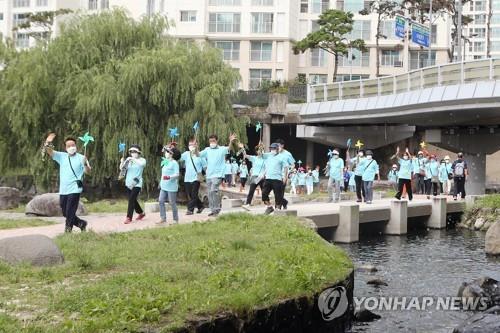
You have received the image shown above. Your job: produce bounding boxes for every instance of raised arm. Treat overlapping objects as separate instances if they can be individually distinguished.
[44,133,56,157]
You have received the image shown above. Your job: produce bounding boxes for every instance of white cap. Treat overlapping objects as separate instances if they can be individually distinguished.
[332,149,339,155]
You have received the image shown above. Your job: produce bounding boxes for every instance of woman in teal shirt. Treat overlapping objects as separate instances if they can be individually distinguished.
[359,150,380,204]
[239,161,249,192]
[158,146,180,224]
[121,145,147,224]
[439,159,449,194]
[393,147,413,201]
[426,155,440,198]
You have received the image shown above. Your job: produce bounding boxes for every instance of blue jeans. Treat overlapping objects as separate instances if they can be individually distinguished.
[159,190,178,222]
[363,181,374,202]
[206,177,222,213]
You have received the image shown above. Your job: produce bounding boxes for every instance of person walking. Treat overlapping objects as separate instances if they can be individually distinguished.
[179,137,205,215]
[439,159,449,194]
[343,168,351,192]
[426,154,440,198]
[290,168,298,195]
[312,165,320,191]
[242,143,266,209]
[157,146,180,224]
[120,144,147,224]
[387,164,399,191]
[305,166,314,195]
[443,155,454,195]
[348,168,356,192]
[223,159,232,188]
[359,150,380,204]
[393,147,413,201]
[347,149,366,202]
[262,143,289,215]
[413,151,428,194]
[276,139,295,209]
[239,161,249,192]
[231,159,239,187]
[44,134,90,233]
[199,133,237,216]
[326,149,344,202]
[452,152,468,200]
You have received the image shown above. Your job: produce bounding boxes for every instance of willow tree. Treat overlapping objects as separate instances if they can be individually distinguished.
[0,10,248,193]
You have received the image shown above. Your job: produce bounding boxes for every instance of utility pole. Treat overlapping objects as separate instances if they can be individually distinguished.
[456,0,463,62]
[428,0,433,66]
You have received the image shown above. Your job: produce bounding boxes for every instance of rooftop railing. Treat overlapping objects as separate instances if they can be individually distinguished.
[308,58,500,103]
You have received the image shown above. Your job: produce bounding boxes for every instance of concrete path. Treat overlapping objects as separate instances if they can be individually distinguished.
[0,195,458,240]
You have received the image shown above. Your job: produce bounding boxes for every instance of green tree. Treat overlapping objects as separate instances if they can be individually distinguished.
[293,9,366,81]
[360,1,400,77]
[12,9,72,43]
[0,10,248,193]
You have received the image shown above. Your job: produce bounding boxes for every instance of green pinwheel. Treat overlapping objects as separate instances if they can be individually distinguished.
[79,132,94,147]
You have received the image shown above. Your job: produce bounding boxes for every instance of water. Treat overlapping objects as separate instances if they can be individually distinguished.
[337,222,500,333]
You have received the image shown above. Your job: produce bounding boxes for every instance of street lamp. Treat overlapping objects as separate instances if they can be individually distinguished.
[462,33,479,61]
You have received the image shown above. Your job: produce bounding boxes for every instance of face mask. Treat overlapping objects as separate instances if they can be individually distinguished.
[189,145,196,152]
[270,150,277,155]
[66,146,77,155]
[366,155,373,160]
[333,155,339,159]
[131,152,139,159]
[441,163,445,166]
[418,155,423,158]
[403,156,409,160]
[210,143,217,149]
[358,152,364,157]
[164,152,171,159]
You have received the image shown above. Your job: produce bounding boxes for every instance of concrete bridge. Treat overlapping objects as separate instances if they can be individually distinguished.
[297,58,500,195]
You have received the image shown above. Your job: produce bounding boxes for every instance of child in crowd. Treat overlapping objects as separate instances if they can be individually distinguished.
[297,167,306,194]
[387,164,399,190]
[305,166,314,195]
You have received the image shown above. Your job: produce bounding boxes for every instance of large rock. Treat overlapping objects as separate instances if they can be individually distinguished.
[0,235,64,266]
[354,306,381,322]
[485,222,500,255]
[458,277,500,310]
[0,187,21,210]
[25,193,86,217]
[453,306,500,333]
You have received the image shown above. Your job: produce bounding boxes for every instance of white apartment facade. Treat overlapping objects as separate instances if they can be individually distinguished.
[1,0,453,90]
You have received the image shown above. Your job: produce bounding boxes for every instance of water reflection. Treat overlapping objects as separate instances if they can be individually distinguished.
[337,227,500,333]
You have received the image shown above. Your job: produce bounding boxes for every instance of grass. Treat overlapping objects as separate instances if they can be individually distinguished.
[0,218,57,230]
[83,199,134,214]
[472,194,500,209]
[0,213,352,332]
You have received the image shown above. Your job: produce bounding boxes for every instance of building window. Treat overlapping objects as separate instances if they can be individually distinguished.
[13,13,28,27]
[208,13,241,33]
[251,0,273,5]
[101,0,109,9]
[311,48,327,66]
[346,20,371,40]
[15,33,30,48]
[494,0,500,10]
[309,74,328,84]
[336,74,369,82]
[336,0,344,10]
[88,0,98,10]
[409,50,436,69]
[311,0,330,13]
[147,0,155,16]
[300,0,308,13]
[339,49,369,67]
[344,0,363,12]
[474,14,486,24]
[491,27,500,38]
[473,55,484,59]
[492,14,500,24]
[0,13,3,21]
[380,20,394,39]
[469,41,485,52]
[473,27,486,38]
[250,41,272,61]
[209,0,241,5]
[249,69,272,89]
[475,1,486,11]
[251,12,273,33]
[491,41,500,52]
[276,69,284,81]
[213,41,240,60]
[13,0,30,8]
[381,50,400,67]
[36,0,48,6]
[180,11,197,22]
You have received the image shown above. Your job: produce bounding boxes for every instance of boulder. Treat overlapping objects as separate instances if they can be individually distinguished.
[0,187,21,210]
[485,222,500,256]
[0,235,64,266]
[354,306,381,322]
[453,306,500,333]
[474,217,485,230]
[25,193,86,217]
[458,277,500,309]
[367,278,388,287]
[357,264,378,273]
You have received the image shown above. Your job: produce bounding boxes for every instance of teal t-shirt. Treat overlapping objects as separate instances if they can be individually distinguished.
[264,153,288,181]
[52,151,85,195]
[291,173,298,185]
[199,146,229,179]
[248,155,266,177]
[328,157,344,181]
[350,156,365,176]
[427,160,440,180]
[231,162,239,174]
[279,150,295,176]
[397,158,413,180]
[180,151,206,183]
[239,165,249,178]
[413,157,427,174]
[387,170,398,183]
[224,162,232,175]
[439,164,449,183]
[298,172,306,185]
[359,158,379,181]
[160,160,179,192]
[305,173,314,186]
[125,157,146,189]
[312,170,319,183]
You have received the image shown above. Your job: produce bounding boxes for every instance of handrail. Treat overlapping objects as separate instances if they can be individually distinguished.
[308,58,500,103]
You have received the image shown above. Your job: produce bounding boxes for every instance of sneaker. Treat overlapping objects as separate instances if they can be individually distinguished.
[155,220,166,225]
[196,207,204,214]
[124,217,132,224]
[282,200,288,210]
[366,201,372,204]
[64,226,72,233]
[186,211,194,216]
[242,204,251,211]
[208,211,219,217]
[135,213,146,221]
[264,206,274,215]
[79,220,88,232]
[356,199,362,203]
[454,197,458,201]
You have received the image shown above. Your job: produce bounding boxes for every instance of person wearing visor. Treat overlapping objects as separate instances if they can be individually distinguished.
[358,150,380,204]
[326,149,344,203]
[158,145,181,224]
[262,143,289,215]
[120,144,147,224]
[179,137,205,215]
[346,149,366,202]
[387,164,399,191]
[393,147,413,201]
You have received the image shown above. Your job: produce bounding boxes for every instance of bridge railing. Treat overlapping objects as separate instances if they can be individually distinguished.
[308,58,500,103]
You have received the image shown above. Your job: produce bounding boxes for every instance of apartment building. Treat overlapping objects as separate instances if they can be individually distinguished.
[1,0,453,90]
[0,0,81,48]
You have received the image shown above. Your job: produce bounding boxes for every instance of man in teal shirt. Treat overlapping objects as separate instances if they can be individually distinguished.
[275,139,295,209]
[358,150,380,204]
[199,133,236,216]
[179,137,206,215]
[262,143,289,215]
[327,149,344,203]
[44,134,90,233]
[393,147,414,201]
[346,149,366,202]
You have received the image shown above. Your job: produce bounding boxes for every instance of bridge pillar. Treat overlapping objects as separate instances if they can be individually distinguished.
[385,200,408,235]
[463,153,486,195]
[426,197,447,229]
[262,123,271,149]
[333,204,359,243]
[306,141,314,168]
